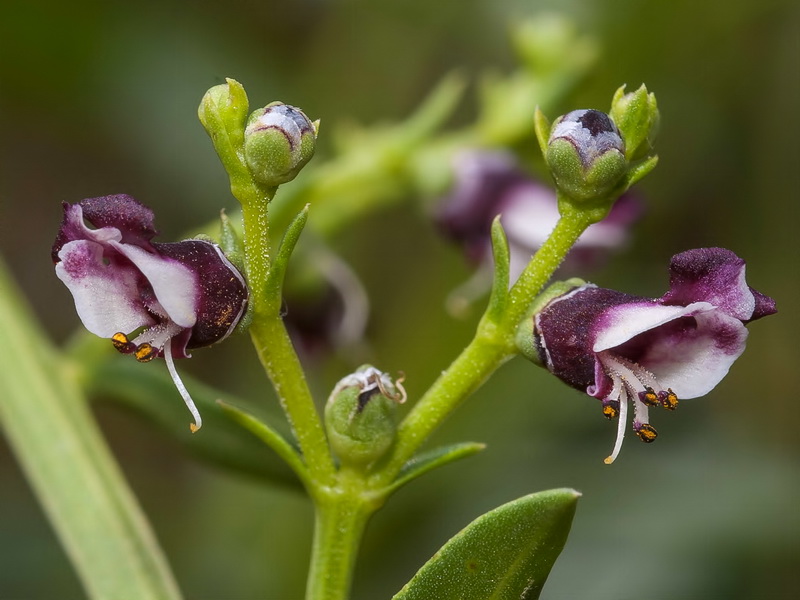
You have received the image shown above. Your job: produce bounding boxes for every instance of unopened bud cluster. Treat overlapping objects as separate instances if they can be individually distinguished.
[538,84,659,208]
[199,79,318,190]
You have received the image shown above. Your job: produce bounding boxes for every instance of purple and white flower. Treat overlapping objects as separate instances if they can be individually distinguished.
[435,150,640,310]
[52,194,249,431]
[528,248,776,463]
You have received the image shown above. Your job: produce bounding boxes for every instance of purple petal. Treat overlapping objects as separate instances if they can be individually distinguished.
[55,240,155,337]
[154,240,248,349]
[51,195,158,261]
[534,285,643,393]
[661,248,764,321]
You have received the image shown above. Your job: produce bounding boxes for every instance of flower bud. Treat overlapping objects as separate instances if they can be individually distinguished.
[324,365,406,469]
[545,109,627,202]
[610,84,659,161]
[244,102,317,187]
[198,78,249,150]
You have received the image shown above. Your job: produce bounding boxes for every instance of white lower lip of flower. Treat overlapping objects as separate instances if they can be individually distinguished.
[598,351,671,464]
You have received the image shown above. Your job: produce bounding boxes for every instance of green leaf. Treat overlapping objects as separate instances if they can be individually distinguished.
[384,442,486,495]
[217,400,312,490]
[76,342,301,488]
[266,203,310,300]
[393,488,580,600]
[0,257,182,600]
[485,217,510,325]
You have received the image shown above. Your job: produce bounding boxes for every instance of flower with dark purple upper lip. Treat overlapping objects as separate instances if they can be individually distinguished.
[435,150,640,309]
[52,194,249,431]
[517,248,776,463]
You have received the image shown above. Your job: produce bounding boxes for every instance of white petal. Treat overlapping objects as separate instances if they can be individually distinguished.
[55,240,154,337]
[638,310,748,398]
[593,301,716,352]
[110,241,198,328]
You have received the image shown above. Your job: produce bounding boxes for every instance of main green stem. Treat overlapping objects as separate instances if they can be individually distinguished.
[305,476,378,600]
[235,179,336,486]
[373,208,593,485]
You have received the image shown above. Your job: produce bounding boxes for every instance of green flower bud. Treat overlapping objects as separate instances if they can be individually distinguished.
[198,78,249,151]
[244,102,318,187]
[610,84,659,161]
[324,365,406,469]
[545,109,627,203]
[515,278,587,364]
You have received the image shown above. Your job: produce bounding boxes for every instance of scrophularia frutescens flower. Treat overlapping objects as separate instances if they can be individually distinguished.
[52,194,248,431]
[522,248,776,463]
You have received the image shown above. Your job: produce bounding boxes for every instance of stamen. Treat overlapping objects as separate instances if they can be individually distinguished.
[134,343,157,362]
[638,386,660,407]
[659,388,679,410]
[163,337,202,433]
[111,332,136,354]
[602,397,620,419]
[604,386,629,465]
[635,423,658,443]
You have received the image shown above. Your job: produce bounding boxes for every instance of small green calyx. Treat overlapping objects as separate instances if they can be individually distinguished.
[515,278,587,364]
[610,84,659,162]
[243,102,318,188]
[324,365,406,469]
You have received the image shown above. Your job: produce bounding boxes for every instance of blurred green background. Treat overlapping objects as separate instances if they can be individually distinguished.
[1,0,799,598]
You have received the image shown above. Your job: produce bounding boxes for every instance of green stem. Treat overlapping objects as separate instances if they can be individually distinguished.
[233,181,335,485]
[0,258,181,600]
[249,316,336,486]
[236,182,276,310]
[374,208,593,485]
[305,476,378,600]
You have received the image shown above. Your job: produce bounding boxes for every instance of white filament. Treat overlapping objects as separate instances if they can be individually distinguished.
[163,337,202,432]
[604,385,628,465]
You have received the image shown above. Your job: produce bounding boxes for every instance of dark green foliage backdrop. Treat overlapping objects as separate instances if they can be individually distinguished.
[1,0,798,598]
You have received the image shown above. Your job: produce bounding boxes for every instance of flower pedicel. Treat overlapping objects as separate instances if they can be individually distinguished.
[52,194,249,431]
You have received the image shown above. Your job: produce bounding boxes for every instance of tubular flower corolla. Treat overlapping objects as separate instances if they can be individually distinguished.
[52,194,249,432]
[527,248,776,463]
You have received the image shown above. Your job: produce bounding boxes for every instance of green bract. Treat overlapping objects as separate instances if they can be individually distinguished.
[610,83,660,161]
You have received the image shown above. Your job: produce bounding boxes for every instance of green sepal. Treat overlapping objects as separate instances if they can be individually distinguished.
[622,154,659,190]
[484,216,510,325]
[218,209,244,266]
[533,106,551,158]
[515,278,586,364]
[547,138,627,203]
[393,488,580,600]
[384,442,486,495]
[217,400,312,490]
[610,84,659,161]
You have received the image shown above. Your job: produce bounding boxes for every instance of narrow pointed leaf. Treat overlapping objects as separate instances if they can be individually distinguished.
[79,345,301,488]
[393,488,580,600]
[0,257,182,600]
[384,442,486,494]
